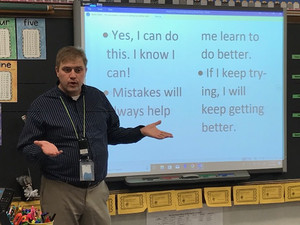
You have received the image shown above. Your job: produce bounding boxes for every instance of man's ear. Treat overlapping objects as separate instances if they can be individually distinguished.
[55,66,59,76]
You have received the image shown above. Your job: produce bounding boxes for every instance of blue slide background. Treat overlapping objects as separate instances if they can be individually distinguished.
[83,6,285,175]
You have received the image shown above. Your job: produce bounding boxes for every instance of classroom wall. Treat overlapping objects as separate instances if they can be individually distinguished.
[1,7,300,225]
[1,13,300,195]
[0,15,73,197]
[110,202,300,225]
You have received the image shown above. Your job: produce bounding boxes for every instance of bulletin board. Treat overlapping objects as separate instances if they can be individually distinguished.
[0,13,73,197]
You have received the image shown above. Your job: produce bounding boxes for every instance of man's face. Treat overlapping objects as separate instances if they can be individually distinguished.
[56,57,86,96]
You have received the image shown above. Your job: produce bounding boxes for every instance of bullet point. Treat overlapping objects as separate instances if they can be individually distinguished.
[198,70,203,76]
[104,90,109,96]
[103,32,108,38]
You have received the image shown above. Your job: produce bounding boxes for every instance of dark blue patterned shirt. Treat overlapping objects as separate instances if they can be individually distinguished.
[17,85,144,187]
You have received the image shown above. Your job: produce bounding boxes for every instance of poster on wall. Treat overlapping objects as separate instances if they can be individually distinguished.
[16,18,46,60]
[0,61,17,103]
[146,207,223,225]
[0,18,17,60]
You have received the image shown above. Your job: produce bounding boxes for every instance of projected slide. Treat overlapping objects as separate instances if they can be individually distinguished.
[81,6,285,177]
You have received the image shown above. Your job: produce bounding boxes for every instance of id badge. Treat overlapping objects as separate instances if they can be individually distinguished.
[78,137,89,158]
[79,160,95,181]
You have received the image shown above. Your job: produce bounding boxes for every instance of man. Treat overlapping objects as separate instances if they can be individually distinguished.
[17,46,173,225]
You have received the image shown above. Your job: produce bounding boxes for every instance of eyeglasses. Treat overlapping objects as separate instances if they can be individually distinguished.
[61,66,84,74]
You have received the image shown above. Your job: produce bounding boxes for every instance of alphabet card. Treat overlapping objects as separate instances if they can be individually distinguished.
[0,18,17,60]
[16,18,46,60]
[0,61,17,102]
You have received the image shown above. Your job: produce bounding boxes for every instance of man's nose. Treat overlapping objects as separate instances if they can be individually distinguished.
[69,70,77,78]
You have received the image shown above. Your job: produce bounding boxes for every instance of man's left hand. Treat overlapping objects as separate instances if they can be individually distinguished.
[140,120,173,139]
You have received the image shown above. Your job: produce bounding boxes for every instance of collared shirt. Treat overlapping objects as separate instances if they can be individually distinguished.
[17,85,144,187]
